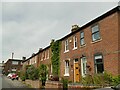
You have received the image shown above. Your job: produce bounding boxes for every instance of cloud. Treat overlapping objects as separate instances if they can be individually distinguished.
[2,2,118,62]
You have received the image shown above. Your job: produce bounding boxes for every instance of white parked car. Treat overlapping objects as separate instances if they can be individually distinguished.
[7,73,14,79]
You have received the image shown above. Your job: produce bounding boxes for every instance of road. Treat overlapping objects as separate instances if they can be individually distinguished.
[0,68,31,90]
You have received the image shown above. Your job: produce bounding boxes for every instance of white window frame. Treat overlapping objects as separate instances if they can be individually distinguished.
[64,60,69,76]
[64,39,69,52]
[92,24,101,41]
[80,31,85,46]
[47,50,49,59]
[41,53,43,61]
[81,57,87,77]
[73,36,77,50]
[44,51,46,60]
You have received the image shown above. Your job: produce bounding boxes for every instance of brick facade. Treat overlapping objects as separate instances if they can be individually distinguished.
[22,6,120,83]
[60,6,120,82]
[4,59,22,74]
[22,46,52,78]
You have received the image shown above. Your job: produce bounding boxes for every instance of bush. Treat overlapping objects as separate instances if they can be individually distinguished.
[61,78,68,90]
[81,72,120,86]
[20,71,26,81]
[21,75,26,81]
[39,64,48,86]
[26,65,39,80]
[111,75,120,86]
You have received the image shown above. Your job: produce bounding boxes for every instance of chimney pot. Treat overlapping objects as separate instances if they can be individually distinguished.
[39,48,43,51]
[71,24,79,32]
[22,57,26,60]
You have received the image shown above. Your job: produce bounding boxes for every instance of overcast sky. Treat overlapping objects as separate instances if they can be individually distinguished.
[1,1,119,63]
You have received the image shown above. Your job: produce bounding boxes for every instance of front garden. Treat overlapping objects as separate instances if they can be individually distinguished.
[19,64,120,89]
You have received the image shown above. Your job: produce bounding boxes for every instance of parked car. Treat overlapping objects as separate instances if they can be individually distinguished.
[94,84,120,90]
[111,84,120,90]
[7,73,13,79]
[11,73,19,80]
[7,73,19,80]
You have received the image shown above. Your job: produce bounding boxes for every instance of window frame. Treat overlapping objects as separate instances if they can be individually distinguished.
[94,53,104,74]
[81,56,87,77]
[91,24,101,41]
[64,39,69,52]
[80,31,85,46]
[73,36,77,49]
[12,61,19,65]
[64,60,69,76]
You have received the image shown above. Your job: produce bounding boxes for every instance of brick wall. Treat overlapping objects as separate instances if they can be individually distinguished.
[118,10,120,74]
[60,12,119,82]
[45,81,63,89]
[23,79,41,88]
[4,59,22,74]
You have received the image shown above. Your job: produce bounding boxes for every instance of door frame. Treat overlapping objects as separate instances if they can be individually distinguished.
[74,59,80,82]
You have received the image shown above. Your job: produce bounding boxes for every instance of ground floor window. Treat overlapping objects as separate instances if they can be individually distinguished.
[81,57,87,77]
[64,60,69,76]
[94,54,104,73]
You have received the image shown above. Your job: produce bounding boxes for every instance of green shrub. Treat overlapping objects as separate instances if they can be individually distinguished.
[26,65,39,80]
[81,72,120,86]
[61,78,68,90]
[20,71,26,81]
[21,75,26,81]
[111,75,120,86]
[39,64,48,86]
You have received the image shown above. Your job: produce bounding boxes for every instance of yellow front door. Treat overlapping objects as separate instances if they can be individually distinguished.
[74,59,80,82]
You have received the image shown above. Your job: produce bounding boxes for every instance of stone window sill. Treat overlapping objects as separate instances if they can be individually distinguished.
[80,44,86,48]
[64,50,69,53]
[91,38,102,44]
[73,47,77,50]
[64,74,69,76]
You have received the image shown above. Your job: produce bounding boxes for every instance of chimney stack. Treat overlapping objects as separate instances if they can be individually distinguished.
[71,24,79,33]
[12,52,14,59]
[39,48,43,52]
[22,57,26,60]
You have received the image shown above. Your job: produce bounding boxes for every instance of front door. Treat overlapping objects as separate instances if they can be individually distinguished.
[74,59,80,82]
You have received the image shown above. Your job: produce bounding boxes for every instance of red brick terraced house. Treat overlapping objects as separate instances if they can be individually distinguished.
[22,6,120,83]
[59,6,120,82]
[22,46,52,79]
[4,59,23,74]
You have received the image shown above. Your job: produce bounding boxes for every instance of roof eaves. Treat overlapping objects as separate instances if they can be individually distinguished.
[59,6,119,41]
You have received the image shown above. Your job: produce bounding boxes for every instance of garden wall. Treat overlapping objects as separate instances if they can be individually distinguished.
[45,81,63,88]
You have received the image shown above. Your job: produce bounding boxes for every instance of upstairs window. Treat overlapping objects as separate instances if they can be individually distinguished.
[47,50,49,59]
[12,61,18,65]
[65,39,69,52]
[73,36,77,49]
[80,31,85,45]
[94,54,104,73]
[92,25,100,41]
